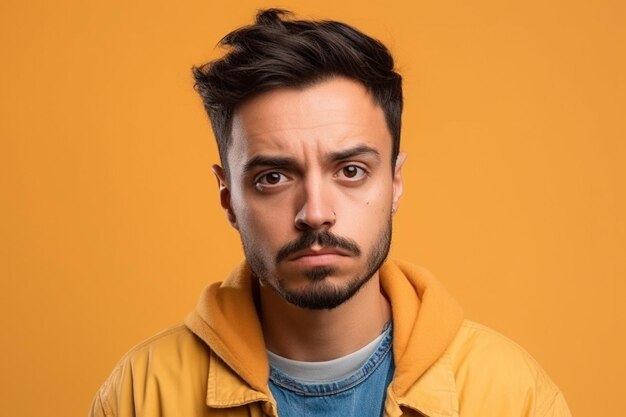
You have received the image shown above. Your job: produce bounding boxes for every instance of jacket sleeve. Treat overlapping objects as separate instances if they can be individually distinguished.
[88,365,125,417]
[542,391,572,417]
[89,389,112,417]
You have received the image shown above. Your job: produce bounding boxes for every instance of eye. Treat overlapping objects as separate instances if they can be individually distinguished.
[337,165,367,180]
[254,172,289,189]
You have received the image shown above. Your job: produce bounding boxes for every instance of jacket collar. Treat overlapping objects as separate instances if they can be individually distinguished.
[185,259,463,416]
[380,260,462,417]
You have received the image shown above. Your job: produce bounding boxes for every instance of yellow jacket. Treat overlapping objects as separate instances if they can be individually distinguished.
[90,260,571,417]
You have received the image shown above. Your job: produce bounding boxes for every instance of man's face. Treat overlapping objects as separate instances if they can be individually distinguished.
[214,77,405,310]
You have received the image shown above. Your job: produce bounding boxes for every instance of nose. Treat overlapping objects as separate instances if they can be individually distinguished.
[294,178,336,231]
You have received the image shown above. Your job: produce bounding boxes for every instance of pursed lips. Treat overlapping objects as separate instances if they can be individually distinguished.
[287,247,350,262]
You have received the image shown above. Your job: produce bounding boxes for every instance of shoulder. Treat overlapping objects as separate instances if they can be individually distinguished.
[449,320,547,374]
[445,320,570,416]
[91,324,211,417]
[111,324,210,372]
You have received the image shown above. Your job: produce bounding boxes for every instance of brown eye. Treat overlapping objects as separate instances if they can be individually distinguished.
[255,172,289,190]
[343,166,358,177]
[264,172,282,184]
[338,165,366,180]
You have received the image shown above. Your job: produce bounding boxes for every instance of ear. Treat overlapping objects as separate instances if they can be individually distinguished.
[391,152,407,215]
[212,164,238,230]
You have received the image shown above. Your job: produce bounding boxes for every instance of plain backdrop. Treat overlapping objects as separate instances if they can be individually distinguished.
[1,1,624,416]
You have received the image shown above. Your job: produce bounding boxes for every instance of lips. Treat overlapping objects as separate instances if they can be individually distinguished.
[288,247,350,261]
[275,230,362,263]
[285,247,351,268]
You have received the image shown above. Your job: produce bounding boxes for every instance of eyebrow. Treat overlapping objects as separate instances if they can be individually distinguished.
[243,155,298,174]
[242,144,381,174]
[327,145,381,163]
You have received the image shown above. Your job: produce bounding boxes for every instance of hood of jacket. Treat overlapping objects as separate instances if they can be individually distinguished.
[185,259,463,404]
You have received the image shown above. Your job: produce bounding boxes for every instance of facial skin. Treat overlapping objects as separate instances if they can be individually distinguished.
[214,77,405,311]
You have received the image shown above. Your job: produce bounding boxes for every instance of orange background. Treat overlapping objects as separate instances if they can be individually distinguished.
[1,1,624,416]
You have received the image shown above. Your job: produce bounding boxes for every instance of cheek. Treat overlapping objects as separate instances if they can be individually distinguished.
[336,184,393,242]
[237,199,292,245]
[341,179,394,216]
[232,187,286,229]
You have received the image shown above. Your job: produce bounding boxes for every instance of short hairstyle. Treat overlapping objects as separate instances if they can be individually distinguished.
[192,8,403,174]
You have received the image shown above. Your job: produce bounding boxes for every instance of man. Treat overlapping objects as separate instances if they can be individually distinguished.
[90,9,571,417]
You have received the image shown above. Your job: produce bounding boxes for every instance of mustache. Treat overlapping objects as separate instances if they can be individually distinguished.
[275,230,362,263]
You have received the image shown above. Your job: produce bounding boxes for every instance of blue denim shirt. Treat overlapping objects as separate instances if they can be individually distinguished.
[268,324,394,417]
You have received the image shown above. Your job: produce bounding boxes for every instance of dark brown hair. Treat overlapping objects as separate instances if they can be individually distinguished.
[192,9,403,173]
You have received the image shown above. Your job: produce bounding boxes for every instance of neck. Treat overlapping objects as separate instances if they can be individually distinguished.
[259,272,391,361]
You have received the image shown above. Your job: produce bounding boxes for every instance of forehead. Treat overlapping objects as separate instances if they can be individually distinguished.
[228,77,392,166]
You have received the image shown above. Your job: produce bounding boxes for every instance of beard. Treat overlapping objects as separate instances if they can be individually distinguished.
[241,219,392,310]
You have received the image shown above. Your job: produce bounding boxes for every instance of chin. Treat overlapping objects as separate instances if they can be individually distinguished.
[277,268,374,310]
